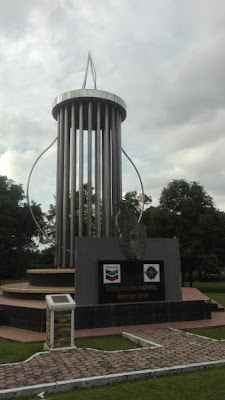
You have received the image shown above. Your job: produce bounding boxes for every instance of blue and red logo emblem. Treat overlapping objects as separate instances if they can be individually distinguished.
[103,264,121,284]
[105,267,119,281]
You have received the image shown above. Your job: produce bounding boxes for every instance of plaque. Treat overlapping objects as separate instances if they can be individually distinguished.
[98,260,165,304]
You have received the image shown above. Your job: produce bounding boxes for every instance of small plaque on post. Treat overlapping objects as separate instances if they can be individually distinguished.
[45,294,76,350]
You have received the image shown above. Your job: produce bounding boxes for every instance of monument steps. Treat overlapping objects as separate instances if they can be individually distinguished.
[210,300,224,312]
[0,287,218,332]
[0,294,213,332]
[1,268,75,300]
[0,295,46,332]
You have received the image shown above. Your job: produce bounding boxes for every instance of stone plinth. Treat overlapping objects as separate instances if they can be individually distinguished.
[45,294,76,350]
[46,309,71,349]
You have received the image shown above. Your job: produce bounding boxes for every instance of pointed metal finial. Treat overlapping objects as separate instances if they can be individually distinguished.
[82,51,97,89]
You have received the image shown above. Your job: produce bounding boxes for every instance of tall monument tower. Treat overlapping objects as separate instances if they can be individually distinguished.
[1,53,184,331]
[52,53,127,268]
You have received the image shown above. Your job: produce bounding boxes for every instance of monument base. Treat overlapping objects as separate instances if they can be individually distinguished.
[75,299,211,329]
[0,295,213,332]
[75,237,182,305]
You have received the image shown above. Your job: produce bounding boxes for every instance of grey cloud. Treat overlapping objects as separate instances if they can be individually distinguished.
[1,0,225,213]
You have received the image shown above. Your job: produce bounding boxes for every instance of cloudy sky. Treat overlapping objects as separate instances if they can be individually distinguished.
[1,0,225,212]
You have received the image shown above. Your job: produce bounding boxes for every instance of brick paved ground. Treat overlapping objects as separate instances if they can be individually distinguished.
[1,328,225,393]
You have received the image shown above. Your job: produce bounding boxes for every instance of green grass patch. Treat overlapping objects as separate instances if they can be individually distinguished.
[13,367,225,400]
[0,340,43,364]
[187,281,225,293]
[75,335,140,351]
[185,326,225,340]
[0,335,139,364]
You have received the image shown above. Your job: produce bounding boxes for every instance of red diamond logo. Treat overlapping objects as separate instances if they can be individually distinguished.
[145,266,158,280]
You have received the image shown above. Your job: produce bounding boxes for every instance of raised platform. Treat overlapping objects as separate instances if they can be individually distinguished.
[1,282,74,300]
[27,268,75,287]
[75,299,212,330]
[0,288,214,332]
[1,268,75,300]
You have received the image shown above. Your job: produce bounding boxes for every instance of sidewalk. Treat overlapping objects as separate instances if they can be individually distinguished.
[1,328,225,399]
[1,287,225,398]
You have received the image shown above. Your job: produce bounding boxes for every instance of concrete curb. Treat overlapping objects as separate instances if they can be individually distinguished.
[169,327,220,341]
[122,331,164,348]
[1,358,225,399]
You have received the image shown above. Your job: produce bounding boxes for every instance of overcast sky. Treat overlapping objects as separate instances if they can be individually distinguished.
[1,0,225,212]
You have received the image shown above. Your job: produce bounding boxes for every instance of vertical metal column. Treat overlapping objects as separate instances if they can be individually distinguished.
[57,108,64,267]
[111,107,117,236]
[101,128,105,237]
[116,110,122,200]
[54,111,60,267]
[104,104,110,237]
[87,101,92,237]
[78,102,83,237]
[62,105,70,267]
[109,118,112,227]
[70,103,76,268]
[95,102,101,237]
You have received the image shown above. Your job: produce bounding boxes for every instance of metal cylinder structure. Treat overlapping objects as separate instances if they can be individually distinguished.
[52,89,127,268]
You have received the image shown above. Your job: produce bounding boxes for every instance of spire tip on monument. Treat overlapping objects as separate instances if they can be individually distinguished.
[82,50,97,90]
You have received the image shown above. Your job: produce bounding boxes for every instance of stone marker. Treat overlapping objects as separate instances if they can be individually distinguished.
[45,294,76,350]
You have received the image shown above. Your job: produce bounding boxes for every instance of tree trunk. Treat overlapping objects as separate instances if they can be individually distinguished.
[181,266,186,287]
[189,270,193,287]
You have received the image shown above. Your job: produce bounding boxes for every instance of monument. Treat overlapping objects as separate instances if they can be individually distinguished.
[50,52,184,328]
[52,52,126,268]
[0,53,213,332]
[50,53,181,303]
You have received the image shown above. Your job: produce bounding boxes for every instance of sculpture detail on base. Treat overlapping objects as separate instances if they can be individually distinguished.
[116,201,146,260]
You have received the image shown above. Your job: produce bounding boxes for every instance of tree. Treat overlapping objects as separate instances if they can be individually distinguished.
[158,179,219,286]
[123,191,152,215]
[45,183,95,241]
[143,206,178,238]
[47,187,151,241]
[0,176,45,278]
[160,179,214,214]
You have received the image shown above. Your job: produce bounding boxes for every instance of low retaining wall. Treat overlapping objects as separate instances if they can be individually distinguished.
[0,299,211,332]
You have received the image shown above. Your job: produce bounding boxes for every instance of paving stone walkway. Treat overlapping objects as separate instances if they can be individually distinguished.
[1,328,225,398]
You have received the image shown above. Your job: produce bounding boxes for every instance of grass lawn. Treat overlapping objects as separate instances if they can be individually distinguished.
[188,280,225,293]
[0,340,43,364]
[76,335,140,351]
[8,367,225,400]
[185,326,225,340]
[0,335,139,364]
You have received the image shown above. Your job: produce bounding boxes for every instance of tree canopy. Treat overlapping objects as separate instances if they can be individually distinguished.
[0,176,45,278]
[159,179,214,214]
[123,190,152,215]
[145,179,225,285]
[1,174,225,286]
